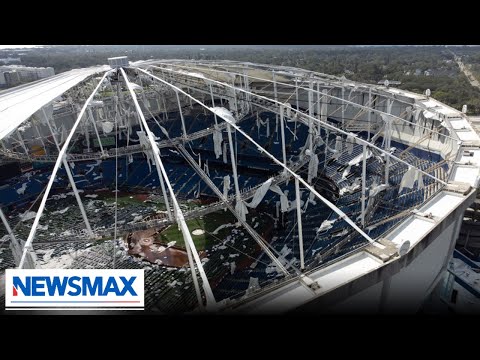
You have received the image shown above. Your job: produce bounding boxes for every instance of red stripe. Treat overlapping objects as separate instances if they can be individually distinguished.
[13,287,17,296]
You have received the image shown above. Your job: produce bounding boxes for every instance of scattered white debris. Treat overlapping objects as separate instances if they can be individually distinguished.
[85,194,98,198]
[20,211,37,222]
[246,277,260,294]
[318,219,336,233]
[230,262,236,275]
[40,249,55,262]
[212,223,235,235]
[192,229,205,236]
[210,107,236,124]
[85,160,102,176]
[16,182,28,195]
[333,229,348,237]
[37,249,84,269]
[339,178,361,196]
[52,207,70,215]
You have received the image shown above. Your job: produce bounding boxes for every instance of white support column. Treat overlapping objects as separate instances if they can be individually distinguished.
[175,91,187,140]
[341,86,345,130]
[295,177,305,270]
[43,107,59,149]
[187,86,193,109]
[320,89,328,133]
[273,71,278,102]
[243,72,250,112]
[162,95,169,120]
[87,107,105,155]
[227,123,242,205]
[385,99,392,184]
[279,105,287,174]
[361,143,367,227]
[121,68,215,310]
[308,81,314,118]
[295,79,299,136]
[273,72,279,140]
[34,123,47,155]
[18,70,111,269]
[231,77,238,115]
[85,124,90,152]
[16,131,29,157]
[367,88,372,141]
[324,129,329,169]
[209,82,218,126]
[316,83,322,134]
[308,82,314,152]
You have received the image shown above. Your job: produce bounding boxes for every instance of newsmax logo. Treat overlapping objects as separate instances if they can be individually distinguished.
[5,269,144,309]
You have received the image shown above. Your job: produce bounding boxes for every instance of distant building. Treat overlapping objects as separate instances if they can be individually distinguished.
[0,65,55,88]
[0,57,20,64]
[377,80,402,86]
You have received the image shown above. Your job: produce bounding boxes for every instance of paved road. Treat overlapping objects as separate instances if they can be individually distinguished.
[449,49,480,89]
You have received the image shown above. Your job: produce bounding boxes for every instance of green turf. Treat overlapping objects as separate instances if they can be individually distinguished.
[156,210,237,250]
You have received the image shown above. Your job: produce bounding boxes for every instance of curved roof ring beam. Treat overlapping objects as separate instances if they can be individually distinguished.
[152,60,454,131]
[145,65,447,186]
[136,67,376,246]
[119,68,216,311]
[149,63,459,147]
[18,70,113,269]
[148,62,457,143]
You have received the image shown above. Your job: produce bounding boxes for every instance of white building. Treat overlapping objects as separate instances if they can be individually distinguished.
[0,65,55,87]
